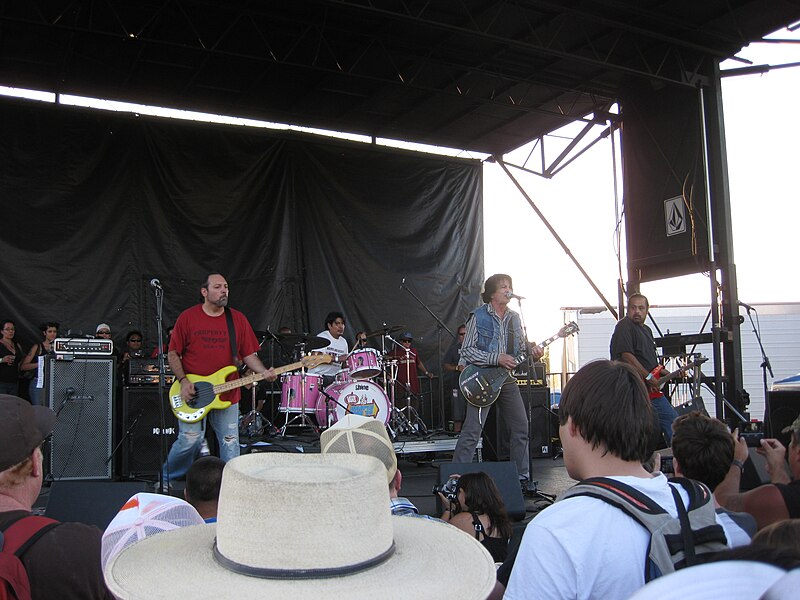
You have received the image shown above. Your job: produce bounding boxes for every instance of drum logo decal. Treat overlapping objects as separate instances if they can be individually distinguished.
[344,391,379,418]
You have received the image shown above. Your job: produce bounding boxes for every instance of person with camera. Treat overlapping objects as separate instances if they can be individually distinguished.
[715,415,800,531]
[438,472,512,563]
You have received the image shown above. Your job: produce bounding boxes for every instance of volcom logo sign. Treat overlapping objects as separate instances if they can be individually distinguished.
[664,196,686,237]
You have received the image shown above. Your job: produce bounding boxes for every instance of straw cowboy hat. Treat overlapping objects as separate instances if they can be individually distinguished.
[104,453,496,599]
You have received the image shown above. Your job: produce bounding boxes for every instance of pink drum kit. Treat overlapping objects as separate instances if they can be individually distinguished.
[273,325,425,437]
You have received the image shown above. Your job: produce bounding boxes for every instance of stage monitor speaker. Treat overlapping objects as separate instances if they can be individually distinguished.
[529,387,553,458]
[120,386,178,478]
[45,481,148,530]
[438,461,526,521]
[46,357,114,480]
[765,390,800,447]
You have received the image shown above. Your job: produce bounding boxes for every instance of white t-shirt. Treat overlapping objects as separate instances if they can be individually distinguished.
[505,474,739,600]
[309,330,348,377]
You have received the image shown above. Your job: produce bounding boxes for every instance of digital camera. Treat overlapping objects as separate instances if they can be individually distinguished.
[432,476,460,502]
[739,420,764,448]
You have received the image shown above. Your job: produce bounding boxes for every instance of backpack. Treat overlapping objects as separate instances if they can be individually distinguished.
[0,515,61,600]
[561,476,729,582]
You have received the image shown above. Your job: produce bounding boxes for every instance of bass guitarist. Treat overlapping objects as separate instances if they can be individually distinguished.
[610,292,678,445]
[161,273,276,491]
[453,274,543,487]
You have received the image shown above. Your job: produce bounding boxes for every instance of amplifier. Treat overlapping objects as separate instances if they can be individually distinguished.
[54,337,114,356]
[127,357,174,376]
[127,374,176,386]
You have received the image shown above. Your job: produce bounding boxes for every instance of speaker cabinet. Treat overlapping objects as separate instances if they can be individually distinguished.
[120,386,178,478]
[45,357,114,480]
[766,390,800,446]
[438,461,526,521]
[46,481,148,530]
[528,387,553,458]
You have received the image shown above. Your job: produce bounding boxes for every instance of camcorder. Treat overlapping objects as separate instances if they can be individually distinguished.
[432,476,460,502]
[739,420,765,447]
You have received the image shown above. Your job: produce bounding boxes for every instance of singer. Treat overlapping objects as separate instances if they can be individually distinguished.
[453,273,543,487]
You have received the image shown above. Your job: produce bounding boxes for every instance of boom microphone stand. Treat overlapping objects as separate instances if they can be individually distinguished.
[152,278,169,494]
[511,295,555,505]
[742,303,774,435]
[399,278,456,430]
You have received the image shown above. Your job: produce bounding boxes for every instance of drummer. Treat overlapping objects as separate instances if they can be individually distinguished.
[308,312,349,386]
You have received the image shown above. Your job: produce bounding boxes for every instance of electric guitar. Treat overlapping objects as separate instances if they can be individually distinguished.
[459,322,579,408]
[169,354,332,423]
[647,357,707,399]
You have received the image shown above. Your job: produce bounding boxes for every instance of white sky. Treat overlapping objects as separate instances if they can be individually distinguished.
[483,28,800,343]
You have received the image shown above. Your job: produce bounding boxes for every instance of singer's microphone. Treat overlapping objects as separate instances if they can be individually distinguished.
[506,291,526,300]
[738,300,755,312]
[150,278,163,290]
[400,277,406,290]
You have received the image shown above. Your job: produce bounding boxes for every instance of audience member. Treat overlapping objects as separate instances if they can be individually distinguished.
[670,411,756,544]
[715,414,800,530]
[0,394,112,599]
[751,518,800,555]
[185,456,225,523]
[320,414,437,520]
[0,319,23,395]
[438,471,512,563]
[101,492,204,571]
[95,323,121,361]
[20,321,59,405]
[505,360,738,600]
[104,453,497,599]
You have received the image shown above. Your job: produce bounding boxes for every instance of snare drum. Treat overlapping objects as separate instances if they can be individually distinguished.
[347,348,382,380]
[279,373,322,413]
[315,380,390,428]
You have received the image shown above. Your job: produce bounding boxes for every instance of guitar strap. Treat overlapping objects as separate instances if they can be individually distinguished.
[223,309,241,367]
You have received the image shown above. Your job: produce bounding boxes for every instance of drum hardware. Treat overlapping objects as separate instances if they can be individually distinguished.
[239,383,276,439]
[278,343,320,435]
[276,333,331,351]
[364,324,405,340]
[383,333,429,438]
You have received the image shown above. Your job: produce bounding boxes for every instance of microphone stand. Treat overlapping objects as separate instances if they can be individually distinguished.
[743,305,774,435]
[400,278,456,431]
[512,296,555,505]
[153,281,168,493]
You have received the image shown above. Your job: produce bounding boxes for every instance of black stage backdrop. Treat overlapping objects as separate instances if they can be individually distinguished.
[0,100,483,367]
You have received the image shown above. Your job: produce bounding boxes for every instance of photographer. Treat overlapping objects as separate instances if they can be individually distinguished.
[715,415,800,531]
[438,472,512,563]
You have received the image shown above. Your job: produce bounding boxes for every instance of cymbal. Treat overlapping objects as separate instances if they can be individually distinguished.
[276,333,330,351]
[365,324,405,339]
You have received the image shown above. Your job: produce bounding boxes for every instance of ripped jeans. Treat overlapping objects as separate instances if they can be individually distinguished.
[162,402,240,485]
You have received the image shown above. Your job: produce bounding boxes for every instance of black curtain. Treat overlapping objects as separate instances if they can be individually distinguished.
[0,100,483,368]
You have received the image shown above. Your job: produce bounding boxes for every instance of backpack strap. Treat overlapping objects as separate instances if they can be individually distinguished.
[2,515,61,557]
[562,476,669,518]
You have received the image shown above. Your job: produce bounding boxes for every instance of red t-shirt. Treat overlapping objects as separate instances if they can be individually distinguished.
[169,305,260,404]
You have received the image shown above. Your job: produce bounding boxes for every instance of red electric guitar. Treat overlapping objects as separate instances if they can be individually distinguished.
[647,357,707,399]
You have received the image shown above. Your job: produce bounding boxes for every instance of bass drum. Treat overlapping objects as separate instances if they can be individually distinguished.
[316,380,390,429]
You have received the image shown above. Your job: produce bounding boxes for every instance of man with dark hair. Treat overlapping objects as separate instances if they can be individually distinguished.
[309,311,348,385]
[610,292,678,444]
[185,456,225,523]
[716,415,800,530]
[505,360,737,599]
[0,395,113,599]
[453,274,542,485]
[160,273,276,491]
[670,411,755,545]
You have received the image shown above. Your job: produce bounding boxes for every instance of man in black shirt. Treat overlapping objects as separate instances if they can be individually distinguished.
[610,293,677,444]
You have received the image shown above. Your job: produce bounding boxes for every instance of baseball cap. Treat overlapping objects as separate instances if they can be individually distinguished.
[320,414,397,483]
[399,331,413,341]
[96,323,111,333]
[780,414,800,438]
[0,395,56,472]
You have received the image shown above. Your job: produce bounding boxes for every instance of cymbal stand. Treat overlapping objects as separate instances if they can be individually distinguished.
[280,344,318,435]
[240,383,275,440]
[385,334,427,436]
[383,357,410,438]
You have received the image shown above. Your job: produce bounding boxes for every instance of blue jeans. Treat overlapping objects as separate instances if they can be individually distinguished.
[652,393,678,445]
[162,403,240,485]
[453,381,530,480]
[29,379,43,406]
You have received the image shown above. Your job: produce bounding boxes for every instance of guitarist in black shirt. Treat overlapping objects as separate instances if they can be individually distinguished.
[452,274,543,486]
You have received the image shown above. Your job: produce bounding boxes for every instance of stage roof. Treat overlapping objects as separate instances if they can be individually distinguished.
[2,1,799,155]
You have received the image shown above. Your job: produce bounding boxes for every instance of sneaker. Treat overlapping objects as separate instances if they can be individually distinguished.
[153,480,173,495]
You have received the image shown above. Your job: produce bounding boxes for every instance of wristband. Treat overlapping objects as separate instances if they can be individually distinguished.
[179,376,187,383]
[731,459,745,474]
[645,373,654,381]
